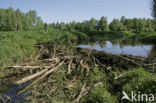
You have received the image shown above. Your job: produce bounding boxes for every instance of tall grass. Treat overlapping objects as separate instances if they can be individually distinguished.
[0,28,88,71]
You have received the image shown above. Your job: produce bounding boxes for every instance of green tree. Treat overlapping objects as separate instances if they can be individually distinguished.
[152,0,156,20]
[120,16,126,24]
[145,19,155,32]
[15,9,23,31]
[0,9,8,30]
[109,19,125,31]
[89,17,97,31]
[0,8,43,31]
[59,22,66,30]
[98,16,109,32]
[36,17,43,29]
[44,23,48,33]
[27,10,37,25]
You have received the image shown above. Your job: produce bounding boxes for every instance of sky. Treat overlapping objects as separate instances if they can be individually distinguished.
[0,0,153,23]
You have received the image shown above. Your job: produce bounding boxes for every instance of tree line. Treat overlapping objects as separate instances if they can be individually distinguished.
[0,8,156,33]
[0,8,43,31]
[51,16,156,33]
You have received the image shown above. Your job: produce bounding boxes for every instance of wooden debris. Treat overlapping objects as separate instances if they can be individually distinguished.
[16,69,49,84]
[4,43,156,102]
[72,83,89,103]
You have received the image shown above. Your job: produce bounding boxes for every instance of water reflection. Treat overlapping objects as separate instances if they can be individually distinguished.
[149,45,156,58]
[78,41,156,58]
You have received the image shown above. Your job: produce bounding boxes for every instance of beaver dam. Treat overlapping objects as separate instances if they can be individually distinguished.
[1,43,156,103]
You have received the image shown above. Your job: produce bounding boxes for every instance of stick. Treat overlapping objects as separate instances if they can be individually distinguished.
[72,83,89,103]
[16,68,49,84]
[35,46,44,60]
[116,55,141,66]
[34,61,64,83]
[68,61,72,74]
[114,71,130,80]
[40,58,59,62]
[5,65,51,70]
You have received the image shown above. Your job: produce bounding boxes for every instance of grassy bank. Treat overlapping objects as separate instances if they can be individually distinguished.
[0,29,88,70]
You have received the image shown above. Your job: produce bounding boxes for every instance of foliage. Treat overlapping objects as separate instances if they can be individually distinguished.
[111,68,156,103]
[0,8,43,31]
[109,19,125,31]
[86,87,116,103]
[152,0,156,20]
[51,16,156,34]
[0,28,86,70]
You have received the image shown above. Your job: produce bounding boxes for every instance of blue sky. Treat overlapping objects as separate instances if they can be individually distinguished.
[0,0,153,23]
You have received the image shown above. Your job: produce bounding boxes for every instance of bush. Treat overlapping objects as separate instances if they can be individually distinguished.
[121,68,156,103]
[86,87,116,103]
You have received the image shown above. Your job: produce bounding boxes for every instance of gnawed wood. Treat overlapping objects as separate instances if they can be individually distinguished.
[33,61,64,83]
[5,65,51,69]
[16,69,49,84]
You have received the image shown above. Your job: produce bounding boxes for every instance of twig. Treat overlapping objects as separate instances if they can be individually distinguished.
[5,65,51,70]
[35,46,44,60]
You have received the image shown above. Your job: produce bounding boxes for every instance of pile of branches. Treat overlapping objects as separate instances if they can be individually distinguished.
[4,43,156,102]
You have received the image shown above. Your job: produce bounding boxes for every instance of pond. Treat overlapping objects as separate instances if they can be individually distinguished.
[78,41,156,58]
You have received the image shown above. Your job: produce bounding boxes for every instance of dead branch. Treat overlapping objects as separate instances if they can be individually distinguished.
[16,68,49,84]
[33,61,64,83]
[40,58,59,62]
[68,60,72,74]
[114,71,130,80]
[72,83,89,103]
[5,65,51,70]
[116,55,141,66]
[35,46,44,60]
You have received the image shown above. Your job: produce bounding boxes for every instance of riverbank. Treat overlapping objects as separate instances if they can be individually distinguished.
[1,30,156,102]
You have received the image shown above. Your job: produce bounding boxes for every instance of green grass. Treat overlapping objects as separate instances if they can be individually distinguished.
[0,28,89,71]
[0,30,50,68]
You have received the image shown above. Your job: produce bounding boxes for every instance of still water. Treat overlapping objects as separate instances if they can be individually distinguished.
[78,41,156,58]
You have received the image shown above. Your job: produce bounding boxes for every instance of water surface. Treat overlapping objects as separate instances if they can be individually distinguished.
[78,41,156,58]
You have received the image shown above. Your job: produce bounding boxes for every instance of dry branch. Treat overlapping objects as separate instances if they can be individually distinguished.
[114,71,130,80]
[33,61,64,83]
[5,65,51,70]
[72,83,89,103]
[40,58,59,62]
[116,55,141,66]
[16,69,49,84]
[35,46,44,60]
[68,60,72,74]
